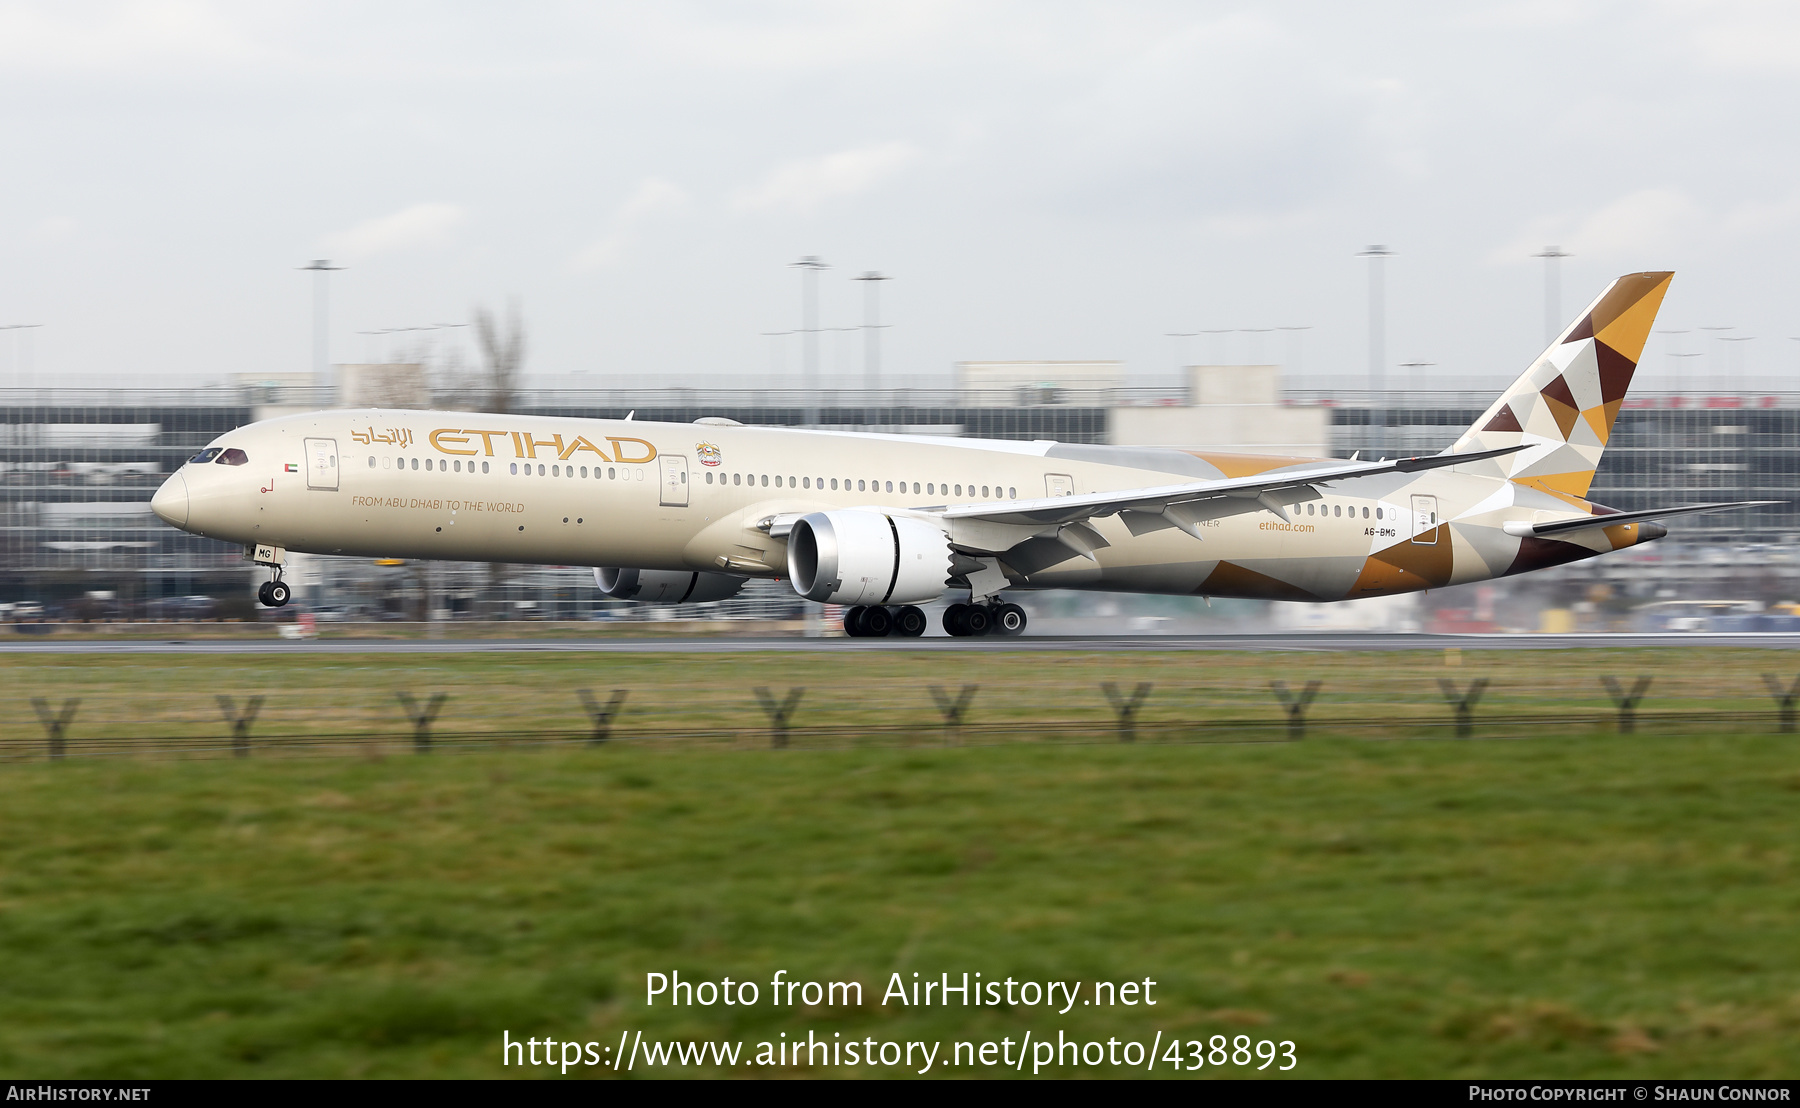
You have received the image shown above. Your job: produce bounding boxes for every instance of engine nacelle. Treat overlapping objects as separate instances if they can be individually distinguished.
[594,567,746,604]
[786,510,952,606]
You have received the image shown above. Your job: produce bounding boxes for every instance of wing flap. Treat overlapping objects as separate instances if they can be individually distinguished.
[1501,500,1779,537]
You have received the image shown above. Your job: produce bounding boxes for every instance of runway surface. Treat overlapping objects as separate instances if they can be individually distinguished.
[5,632,1800,654]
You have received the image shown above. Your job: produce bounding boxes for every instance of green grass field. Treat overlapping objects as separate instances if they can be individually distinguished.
[1,649,1797,1078]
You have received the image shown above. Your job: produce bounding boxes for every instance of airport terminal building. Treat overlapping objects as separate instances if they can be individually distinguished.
[2,363,1795,624]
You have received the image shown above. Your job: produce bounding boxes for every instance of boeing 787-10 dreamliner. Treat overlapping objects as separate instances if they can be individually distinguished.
[151,271,1764,637]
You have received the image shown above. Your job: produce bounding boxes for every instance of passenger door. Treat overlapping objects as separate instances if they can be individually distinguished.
[304,438,339,491]
[1410,494,1438,544]
[659,452,689,507]
[1046,473,1075,497]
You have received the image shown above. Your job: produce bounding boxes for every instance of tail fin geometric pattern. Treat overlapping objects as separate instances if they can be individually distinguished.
[1452,271,1673,499]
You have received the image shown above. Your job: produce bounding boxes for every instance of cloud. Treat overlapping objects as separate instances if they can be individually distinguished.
[0,1,263,73]
[569,177,688,271]
[1491,188,1701,263]
[732,142,920,213]
[320,203,466,261]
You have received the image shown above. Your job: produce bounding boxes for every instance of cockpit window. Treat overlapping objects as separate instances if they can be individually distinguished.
[216,448,249,466]
[189,447,222,465]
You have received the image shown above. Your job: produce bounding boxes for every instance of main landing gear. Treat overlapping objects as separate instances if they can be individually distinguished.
[843,604,927,638]
[257,569,290,608]
[943,600,1026,638]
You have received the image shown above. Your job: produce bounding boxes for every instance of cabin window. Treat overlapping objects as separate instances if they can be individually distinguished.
[482,462,490,473]
[1333,504,1341,517]
[801,477,809,489]
[884,481,892,493]
[509,463,518,474]
[759,474,767,487]
[857,480,865,491]
[830,479,838,490]
[1362,506,1369,519]
[981,486,989,497]
[189,447,222,464]
[551,465,559,477]
[216,448,249,466]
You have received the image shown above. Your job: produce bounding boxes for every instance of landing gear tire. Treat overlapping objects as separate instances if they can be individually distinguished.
[944,602,995,637]
[843,605,868,637]
[943,602,969,637]
[993,602,1027,636]
[266,581,290,607]
[964,604,991,636]
[257,582,272,606]
[893,605,927,637]
[861,605,894,637]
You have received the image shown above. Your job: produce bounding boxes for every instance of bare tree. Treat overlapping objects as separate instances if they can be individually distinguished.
[474,300,527,414]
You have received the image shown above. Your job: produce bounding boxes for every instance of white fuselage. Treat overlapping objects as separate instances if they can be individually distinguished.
[151,407,1643,603]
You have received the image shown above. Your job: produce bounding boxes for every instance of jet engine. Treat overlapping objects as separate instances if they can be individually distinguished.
[786,510,952,606]
[594,567,746,604]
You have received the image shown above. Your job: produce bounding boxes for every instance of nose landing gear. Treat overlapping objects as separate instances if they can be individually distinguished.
[250,543,290,608]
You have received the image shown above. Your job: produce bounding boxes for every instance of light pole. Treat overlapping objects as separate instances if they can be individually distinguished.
[1278,326,1312,376]
[1356,245,1395,454]
[1720,336,1754,396]
[1532,246,1571,345]
[852,271,890,394]
[1698,326,1734,393]
[1656,330,1690,398]
[1240,327,1274,365]
[298,260,344,396]
[1165,333,1199,380]
[1,323,43,388]
[790,256,828,423]
[1399,362,1435,426]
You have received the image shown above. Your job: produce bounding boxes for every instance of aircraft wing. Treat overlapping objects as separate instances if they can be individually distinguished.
[935,444,1528,538]
[1502,500,1779,538]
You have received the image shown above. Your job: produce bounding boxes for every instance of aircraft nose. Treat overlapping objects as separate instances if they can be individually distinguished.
[151,472,189,528]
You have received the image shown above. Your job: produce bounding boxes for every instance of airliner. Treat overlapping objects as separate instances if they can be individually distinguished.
[150,272,1762,636]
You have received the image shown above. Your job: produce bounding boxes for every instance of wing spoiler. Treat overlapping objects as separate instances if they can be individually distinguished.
[936,443,1530,528]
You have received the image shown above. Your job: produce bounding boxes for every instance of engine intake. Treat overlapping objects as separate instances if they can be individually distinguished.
[786,510,951,606]
[594,567,746,604]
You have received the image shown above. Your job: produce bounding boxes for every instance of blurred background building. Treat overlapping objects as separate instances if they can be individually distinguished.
[2,362,1795,631]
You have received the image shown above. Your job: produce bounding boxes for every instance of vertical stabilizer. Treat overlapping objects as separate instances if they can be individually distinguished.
[1452,271,1673,499]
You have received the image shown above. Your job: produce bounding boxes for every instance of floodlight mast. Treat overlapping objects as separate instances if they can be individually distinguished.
[1356,245,1395,455]
[298,260,344,397]
[853,271,891,393]
[0,323,43,388]
[1533,246,1571,346]
[790,256,828,424]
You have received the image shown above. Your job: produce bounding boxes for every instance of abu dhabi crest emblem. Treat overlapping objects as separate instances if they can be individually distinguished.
[695,442,722,467]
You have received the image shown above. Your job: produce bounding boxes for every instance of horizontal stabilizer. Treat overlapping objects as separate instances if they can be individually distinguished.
[1502,500,1779,538]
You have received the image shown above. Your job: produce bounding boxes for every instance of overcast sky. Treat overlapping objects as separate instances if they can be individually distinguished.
[3,1,1799,390]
